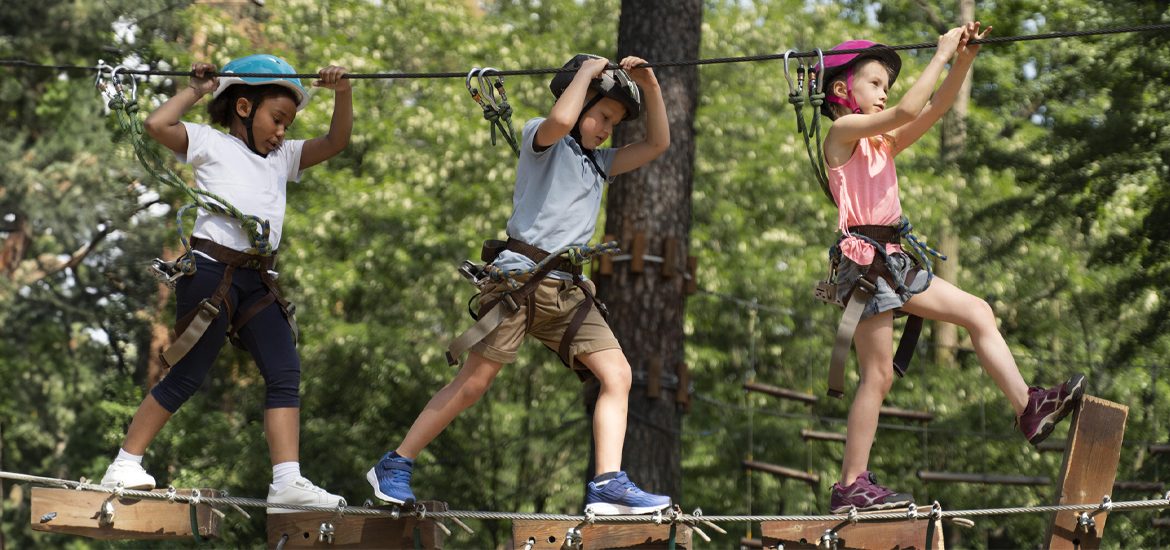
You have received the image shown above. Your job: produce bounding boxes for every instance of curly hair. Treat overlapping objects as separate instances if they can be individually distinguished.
[206,84,299,128]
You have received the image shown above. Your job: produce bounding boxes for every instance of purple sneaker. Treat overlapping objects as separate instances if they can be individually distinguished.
[1018,373,1086,445]
[830,471,913,513]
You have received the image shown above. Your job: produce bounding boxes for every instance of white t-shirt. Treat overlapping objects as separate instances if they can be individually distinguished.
[176,121,305,253]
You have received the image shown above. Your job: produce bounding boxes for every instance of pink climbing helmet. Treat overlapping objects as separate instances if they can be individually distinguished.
[817,40,902,116]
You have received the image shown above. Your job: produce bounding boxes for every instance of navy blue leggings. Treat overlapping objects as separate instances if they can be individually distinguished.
[151,255,301,412]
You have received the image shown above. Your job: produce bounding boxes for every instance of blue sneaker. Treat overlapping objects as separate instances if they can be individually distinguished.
[366,452,416,504]
[584,471,671,515]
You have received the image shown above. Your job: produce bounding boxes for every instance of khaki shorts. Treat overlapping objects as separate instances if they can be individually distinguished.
[470,276,621,369]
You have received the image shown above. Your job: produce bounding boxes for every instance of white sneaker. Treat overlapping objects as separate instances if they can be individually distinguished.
[267,476,346,514]
[100,460,156,490]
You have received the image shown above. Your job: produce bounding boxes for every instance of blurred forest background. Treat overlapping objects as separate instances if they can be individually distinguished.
[2,0,1169,547]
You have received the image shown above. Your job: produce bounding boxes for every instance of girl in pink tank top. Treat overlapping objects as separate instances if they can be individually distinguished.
[817,23,1085,513]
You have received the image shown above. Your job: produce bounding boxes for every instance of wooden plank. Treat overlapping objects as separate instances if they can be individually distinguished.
[1149,443,1170,455]
[801,429,847,443]
[510,519,691,549]
[1046,395,1129,550]
[739,537,764,548]
[30,486,220,540]
[267,500,447,549]
[878,406,933,423]
[917,470,1050,486]
[631,232,647,273]
[761,517,944,549]
[647,358,662,399]
[744,382,818,406]
[742,460,819,485]
[1038,440,1067,453]
[599,234,616,275]
[1153,517,1170,529]
[662,237,679,279]
[1112,480,1164,493]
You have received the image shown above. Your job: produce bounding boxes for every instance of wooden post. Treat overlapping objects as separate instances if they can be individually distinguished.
[631,232,647,273]
[647,357,662,399]
[30,487,221,540]
[510,520,691,549]
[675,363,690,411]
[267,501,448,549]
[662,237,679,279]
[761,517,945,550]
[1046,396,1129,550]
[599,234,616,275]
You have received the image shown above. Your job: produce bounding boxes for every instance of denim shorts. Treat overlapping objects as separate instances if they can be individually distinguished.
[834,252,930,320]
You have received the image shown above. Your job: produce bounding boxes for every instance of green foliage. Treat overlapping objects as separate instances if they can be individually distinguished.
[2,0,1168,548]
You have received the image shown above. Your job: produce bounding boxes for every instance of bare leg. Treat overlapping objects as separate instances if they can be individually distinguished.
[901,277,1029,414]
[577,348,633,475]
[395,352,505,459]
[840,311,895,485]
[121,394,174,455]
[265,407,300,465]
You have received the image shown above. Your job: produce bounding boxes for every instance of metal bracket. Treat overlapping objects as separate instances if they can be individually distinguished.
[318,521,335,544]
[98,497,116,527]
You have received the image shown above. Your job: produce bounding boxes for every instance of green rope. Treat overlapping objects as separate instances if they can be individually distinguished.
[413,524,423,549]
[188,502,205,544]
[101,76,276,276]
[786,53,835,205]
[667,522,677,550]
[468,68,520,156]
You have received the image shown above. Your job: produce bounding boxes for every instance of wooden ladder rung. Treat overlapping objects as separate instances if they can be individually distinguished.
[743,382,818,406]
[800,429,847,443]
[742,460,819,485]
[878,406,934,422]
[917,470,1050,486]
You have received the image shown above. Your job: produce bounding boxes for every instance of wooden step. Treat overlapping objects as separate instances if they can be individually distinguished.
[510,519,691,549]
[267,500,448,549]
[30,486,221,541]
[761,513,945,550]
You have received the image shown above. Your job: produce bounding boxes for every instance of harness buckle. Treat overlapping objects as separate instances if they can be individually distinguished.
[813,280,842,306]
[197,299,221,318]
[149,258,185,288]
[501,293,520,314]
[458,260,491,288]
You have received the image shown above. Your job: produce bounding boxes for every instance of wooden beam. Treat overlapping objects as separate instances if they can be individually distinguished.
[30,487,221,540]
[878,406,933,423]
[631,232,647,273]
[685,256,697,294]
[267,500,447,549]
[598,234,615,275]
[510,519,690,549]
[761,516,944,549]
[917,470,1050,486]
[744,382,818,406]
[1149,443,1170,455]
[1112,480,1164,493]
[1046,395,1129,550]
[1154,517,1170,529]
[801,429,847,443]
[742,460,819,485]
[662,237,679,279]
[676,363,691,411]
[739,537,764,548]
[1037,440,1067,453]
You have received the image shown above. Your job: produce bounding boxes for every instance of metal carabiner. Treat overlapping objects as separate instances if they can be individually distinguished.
[109,65,138,103]
[782,49,798,95]
[477,66,502,112]
[466,67,485,107]
[813,47,826,94]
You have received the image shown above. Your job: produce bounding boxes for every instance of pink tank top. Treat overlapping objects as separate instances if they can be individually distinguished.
[827,136,904,266]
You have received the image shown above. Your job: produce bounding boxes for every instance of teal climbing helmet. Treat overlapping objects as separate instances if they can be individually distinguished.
[212,54,309,110]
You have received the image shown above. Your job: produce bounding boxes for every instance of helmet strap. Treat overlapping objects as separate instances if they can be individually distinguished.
[826,67,863,115]
[237,93,268,158]
[569,94,609,179]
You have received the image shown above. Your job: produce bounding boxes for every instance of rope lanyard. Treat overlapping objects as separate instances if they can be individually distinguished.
[782,48,834,203]
[466,67,519,155]
[95,61,276,278]
[479,241,620,289]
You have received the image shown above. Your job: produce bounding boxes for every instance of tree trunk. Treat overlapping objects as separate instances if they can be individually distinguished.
[587,0,701,500]
[933,0,975,370]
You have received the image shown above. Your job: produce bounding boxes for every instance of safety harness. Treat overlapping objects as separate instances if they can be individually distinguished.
[783,53,947,397]
[161,238,298,367]
[446,239,618,375]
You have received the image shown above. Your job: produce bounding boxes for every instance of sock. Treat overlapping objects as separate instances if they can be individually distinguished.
[115,448,144,465]
[592,471,620,486]
[272,461,301,490]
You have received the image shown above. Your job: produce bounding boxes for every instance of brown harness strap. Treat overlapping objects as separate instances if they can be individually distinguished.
[161,237,296,368]
[825,227,926,398]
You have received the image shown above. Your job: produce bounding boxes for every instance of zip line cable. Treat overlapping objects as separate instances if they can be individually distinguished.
[2,23,1169,80]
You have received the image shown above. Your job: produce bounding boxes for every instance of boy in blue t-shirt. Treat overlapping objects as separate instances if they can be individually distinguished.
[368,53,673,515]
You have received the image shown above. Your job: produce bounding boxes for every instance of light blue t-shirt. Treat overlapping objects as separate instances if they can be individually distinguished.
[493,117,617,280]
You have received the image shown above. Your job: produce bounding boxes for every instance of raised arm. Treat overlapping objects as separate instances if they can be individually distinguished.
[299,66,353,170]
[143,62,217,154]
[535,57,611,149]
[609,56,670,177]
[891,22,992,155]
[827,26,967,144]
